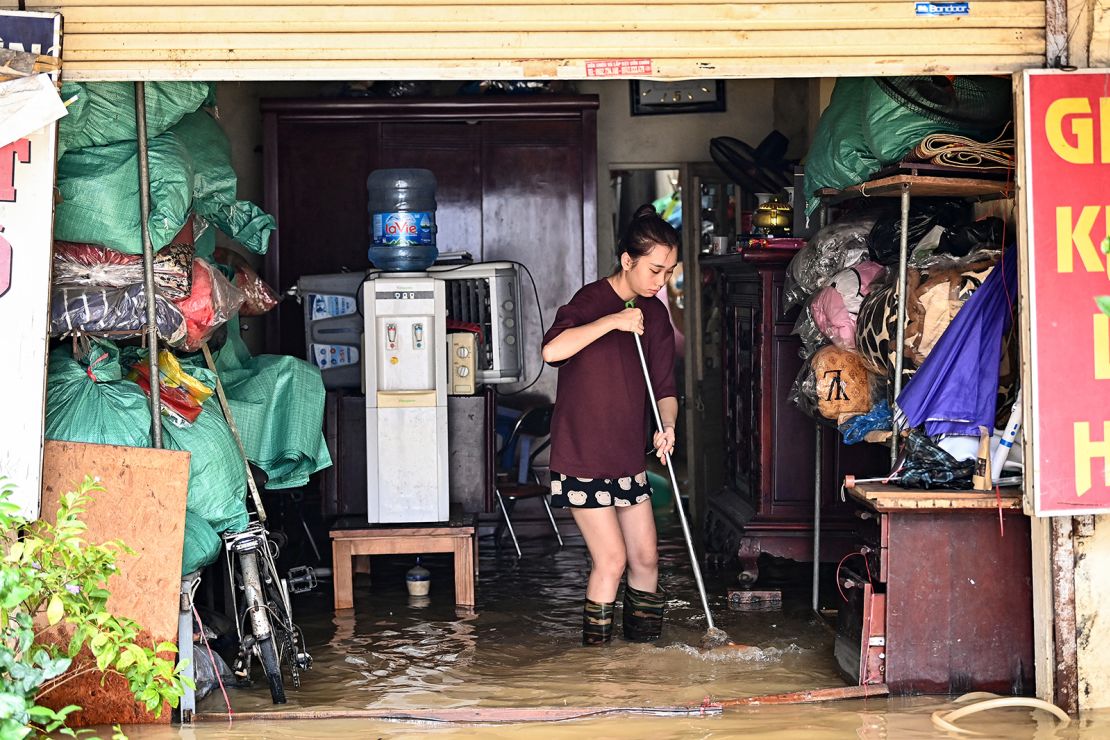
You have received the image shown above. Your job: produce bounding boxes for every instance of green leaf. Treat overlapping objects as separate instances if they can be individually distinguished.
[27,705,62,721]
[115,649,135,671]
[1,585,32,610]
[46,594,64,626]
[1097,296,1110,317]
[1101,236,1110,255]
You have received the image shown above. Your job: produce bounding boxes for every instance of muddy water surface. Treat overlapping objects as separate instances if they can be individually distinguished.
[126,513,1108,739]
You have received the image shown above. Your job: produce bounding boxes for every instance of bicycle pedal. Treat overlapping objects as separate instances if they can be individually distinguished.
[287,566,317,594]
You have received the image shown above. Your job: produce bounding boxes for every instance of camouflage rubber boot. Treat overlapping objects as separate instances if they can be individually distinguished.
[582,599,616,646]
[622,585,665,642]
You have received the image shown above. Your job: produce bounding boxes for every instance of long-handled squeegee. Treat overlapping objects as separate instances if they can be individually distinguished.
[627,299,733,649]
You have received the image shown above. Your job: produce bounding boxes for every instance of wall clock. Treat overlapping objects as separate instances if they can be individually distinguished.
[630,80,726,116]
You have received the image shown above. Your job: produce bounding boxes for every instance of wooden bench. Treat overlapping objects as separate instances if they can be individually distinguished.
[330,522,477,610]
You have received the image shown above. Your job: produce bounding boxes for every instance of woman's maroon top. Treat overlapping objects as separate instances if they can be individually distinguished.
[542,279,676,479]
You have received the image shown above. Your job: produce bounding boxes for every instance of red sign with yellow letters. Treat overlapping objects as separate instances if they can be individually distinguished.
[1022,69,1110,516]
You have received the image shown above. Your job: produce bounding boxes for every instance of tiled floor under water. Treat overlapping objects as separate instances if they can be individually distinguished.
[125,507,1109,739]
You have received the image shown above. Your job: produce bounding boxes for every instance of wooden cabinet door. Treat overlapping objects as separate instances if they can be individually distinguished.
[378,122,482,256]
[480,119,593,399]
[265,120,380,357]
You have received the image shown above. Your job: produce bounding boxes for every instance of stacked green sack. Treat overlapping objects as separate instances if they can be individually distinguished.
[178,316,333,490]
[53,83,274,257]
[54,130,196,255]
[58,81,214,157]
[803,76,1011,215]
[170,111,275,257]
[45,339,248,574]
[182,512,223,577]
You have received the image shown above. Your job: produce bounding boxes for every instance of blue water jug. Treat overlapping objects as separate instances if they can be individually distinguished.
[367,168,438,271]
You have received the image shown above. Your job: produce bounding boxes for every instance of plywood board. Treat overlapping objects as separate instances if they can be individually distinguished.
[38,440,191,726]
[849,483,1023,512]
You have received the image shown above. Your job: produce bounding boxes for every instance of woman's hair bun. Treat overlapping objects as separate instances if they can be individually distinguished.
[633,204,658,220]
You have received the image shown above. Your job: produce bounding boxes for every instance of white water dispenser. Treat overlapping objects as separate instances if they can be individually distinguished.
[363,274,449,523]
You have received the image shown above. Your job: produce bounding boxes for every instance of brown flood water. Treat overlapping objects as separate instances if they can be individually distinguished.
[125,510,1110,739]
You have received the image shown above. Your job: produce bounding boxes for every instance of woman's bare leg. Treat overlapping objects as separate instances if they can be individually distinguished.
[571,507,627,602]
[615,501,659,593]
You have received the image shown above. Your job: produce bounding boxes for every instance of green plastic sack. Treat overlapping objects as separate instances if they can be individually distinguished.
[803,78,876,215]
[804,77,1009,215]
[160,395,249,535]
[170,111,276,255]
[44,340,153,450]
[194,219,217,260]
[58,81,212,157]
[182,511,223,576]
[178,316,332,490]
[863,79,970,167]
[54,131,195,254]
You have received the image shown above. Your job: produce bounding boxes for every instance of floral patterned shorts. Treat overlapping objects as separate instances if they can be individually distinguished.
[549,471,652,509]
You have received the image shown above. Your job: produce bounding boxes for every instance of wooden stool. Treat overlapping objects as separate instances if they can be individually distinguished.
[330,523,476,610]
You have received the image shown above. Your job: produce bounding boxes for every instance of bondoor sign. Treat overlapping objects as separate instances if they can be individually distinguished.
[1022,69,1110,516]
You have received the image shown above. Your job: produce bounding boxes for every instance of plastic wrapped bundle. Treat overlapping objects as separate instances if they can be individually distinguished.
[793,309,830,360]
[50,284,188,345]
[868,199,971,266]
[791,345,878,421]
[173,259,246,352]
[809,261,886,350]
[213,247,279,316]
[45,339,248,570]
[177,316,333,490]
[53,241,195,300]
[784,214,878,309]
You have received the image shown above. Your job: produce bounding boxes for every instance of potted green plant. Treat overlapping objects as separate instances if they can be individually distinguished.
[0,476,192,738]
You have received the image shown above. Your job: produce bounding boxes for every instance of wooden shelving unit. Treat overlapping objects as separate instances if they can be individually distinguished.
[817,172,1013,204]
[847,483,1022,512]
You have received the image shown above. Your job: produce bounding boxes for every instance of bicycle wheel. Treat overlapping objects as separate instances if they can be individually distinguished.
[240,549,287,704]
[257,636,287,704]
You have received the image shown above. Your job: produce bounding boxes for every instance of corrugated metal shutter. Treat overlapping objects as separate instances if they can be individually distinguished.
[31,1,1046,81]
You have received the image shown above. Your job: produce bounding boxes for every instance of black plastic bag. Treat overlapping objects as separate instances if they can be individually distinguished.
[937,217,1006,258]
[896,429,975,490]
[869,199,971,265]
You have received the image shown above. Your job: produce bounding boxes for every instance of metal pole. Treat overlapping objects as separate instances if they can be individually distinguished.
[890,182,911,464]
[134,82,162,449]
[631,331,717,633]
[812,424,822,613]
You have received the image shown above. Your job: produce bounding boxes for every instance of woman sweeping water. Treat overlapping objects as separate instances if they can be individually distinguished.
[541,204,679,646]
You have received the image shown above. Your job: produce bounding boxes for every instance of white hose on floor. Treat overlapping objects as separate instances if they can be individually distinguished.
[929,692,1070,735]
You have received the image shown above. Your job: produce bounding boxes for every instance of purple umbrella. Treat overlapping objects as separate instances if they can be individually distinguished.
[895,246,1018,437]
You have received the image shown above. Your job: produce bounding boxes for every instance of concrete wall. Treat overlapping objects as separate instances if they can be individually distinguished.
[1075,518,1110,708]
[581,78,780,275]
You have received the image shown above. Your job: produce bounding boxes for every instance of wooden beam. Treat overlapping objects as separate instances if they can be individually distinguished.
[56,4,1048,33]
[60,54,1049,82]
